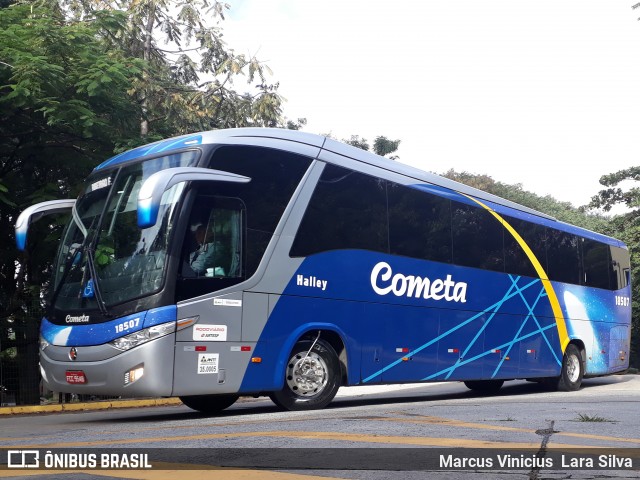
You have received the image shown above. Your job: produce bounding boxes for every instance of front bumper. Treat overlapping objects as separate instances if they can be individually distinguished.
[39,334,176,397]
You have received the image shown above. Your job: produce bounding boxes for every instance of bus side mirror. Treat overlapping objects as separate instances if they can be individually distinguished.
[137,167,250,229]
[15,199,76,251]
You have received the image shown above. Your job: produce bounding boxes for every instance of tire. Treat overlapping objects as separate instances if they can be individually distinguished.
[269,338,341,411]
[463,380,504,394]
[179,394,239,413]
[557,343,584,392]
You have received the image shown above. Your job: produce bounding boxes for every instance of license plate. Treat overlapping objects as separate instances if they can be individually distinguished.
[65,370,87,384]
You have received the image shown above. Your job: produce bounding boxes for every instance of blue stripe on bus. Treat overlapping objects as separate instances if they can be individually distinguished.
[41,305,177,347]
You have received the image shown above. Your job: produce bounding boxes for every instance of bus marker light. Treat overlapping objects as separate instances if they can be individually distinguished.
[447,349,459,353]
[124,366,144,385]
[504,357,510,361]
[491,349,501,354]
[402,357,409,362]
[251,357,262,363]
[241,346,252,352]
[396,348,409,353]
[527,350,535,354]
[195,346,207,352]
[177,316,199,331]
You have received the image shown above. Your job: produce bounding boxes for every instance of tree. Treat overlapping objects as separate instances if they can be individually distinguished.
[373,136,401,159]
[0,1,148,403]
[61,0,285,141]
[340,134,401,159]
[588,167,640,216]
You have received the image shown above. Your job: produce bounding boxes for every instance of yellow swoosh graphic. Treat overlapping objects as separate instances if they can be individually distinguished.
[462,194,569,353]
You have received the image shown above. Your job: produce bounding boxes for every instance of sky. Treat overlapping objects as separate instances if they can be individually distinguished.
[222,1,640,210]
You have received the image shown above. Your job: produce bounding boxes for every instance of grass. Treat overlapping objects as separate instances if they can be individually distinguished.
[574,413,613,423]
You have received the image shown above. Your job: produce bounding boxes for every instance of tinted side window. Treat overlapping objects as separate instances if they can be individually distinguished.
[546,230,580,284]
[451,202,504,272]
[581,238,611,289]
[208,146,312,275]
[610,245,631,289]
[290,165,388,256]
[503,216,547,278]
[388,183,452,263]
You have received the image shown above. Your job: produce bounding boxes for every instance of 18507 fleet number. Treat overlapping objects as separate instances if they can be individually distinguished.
[115,318,140,333]
[615,295,630,307]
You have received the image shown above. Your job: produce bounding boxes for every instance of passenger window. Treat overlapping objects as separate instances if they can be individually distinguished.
[546,230,580,284]
[581,238,611,289]
[388,183,452,263]
[610,245,630,290]
[451,202,504,272]
[290,165,388,256]
[503,216,547,278]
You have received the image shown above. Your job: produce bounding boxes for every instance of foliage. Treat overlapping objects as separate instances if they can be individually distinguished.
[588,167,640,216]
[284,118,307,131]
[339,134,401,159]
[0,1,145,298]
[373,136,401,159]
[59,0,286,140]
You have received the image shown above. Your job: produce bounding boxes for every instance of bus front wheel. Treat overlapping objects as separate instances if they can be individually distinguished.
[179,394,239,413]
[269,338,341,411]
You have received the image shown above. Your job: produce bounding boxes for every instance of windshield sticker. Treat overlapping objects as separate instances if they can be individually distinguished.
[82,278,95,298]
[91,177,112,192]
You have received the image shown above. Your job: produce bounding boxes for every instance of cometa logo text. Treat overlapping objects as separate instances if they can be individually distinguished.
[370,261,467,303]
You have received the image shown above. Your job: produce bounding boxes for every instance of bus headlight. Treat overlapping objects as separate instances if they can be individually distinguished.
[39,336,50,351]
[110,321,176,351]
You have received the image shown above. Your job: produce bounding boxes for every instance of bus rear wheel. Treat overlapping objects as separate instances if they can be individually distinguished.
[179,394,239,413]
[269,338,341,411]
[464,380,504,393]
[557,343,584,391]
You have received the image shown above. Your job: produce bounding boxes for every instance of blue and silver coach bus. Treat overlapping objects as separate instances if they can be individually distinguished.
[15,128,632,412]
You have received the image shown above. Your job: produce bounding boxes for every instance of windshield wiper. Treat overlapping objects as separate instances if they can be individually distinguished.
[48,206,110,318]
[84,244,110,317]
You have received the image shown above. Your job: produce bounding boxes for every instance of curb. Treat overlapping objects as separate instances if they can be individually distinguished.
[0,397,183,415]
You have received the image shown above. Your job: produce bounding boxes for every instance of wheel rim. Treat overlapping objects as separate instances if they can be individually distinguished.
[566,353,580,383]
[285,351,328,397]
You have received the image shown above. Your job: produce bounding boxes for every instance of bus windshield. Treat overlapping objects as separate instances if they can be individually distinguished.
[52,151,198,311]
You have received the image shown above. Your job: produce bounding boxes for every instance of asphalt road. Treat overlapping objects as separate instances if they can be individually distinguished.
[1,375,639,479]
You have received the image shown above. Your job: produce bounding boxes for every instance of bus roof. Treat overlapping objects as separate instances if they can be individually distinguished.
[95,128,623,246]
